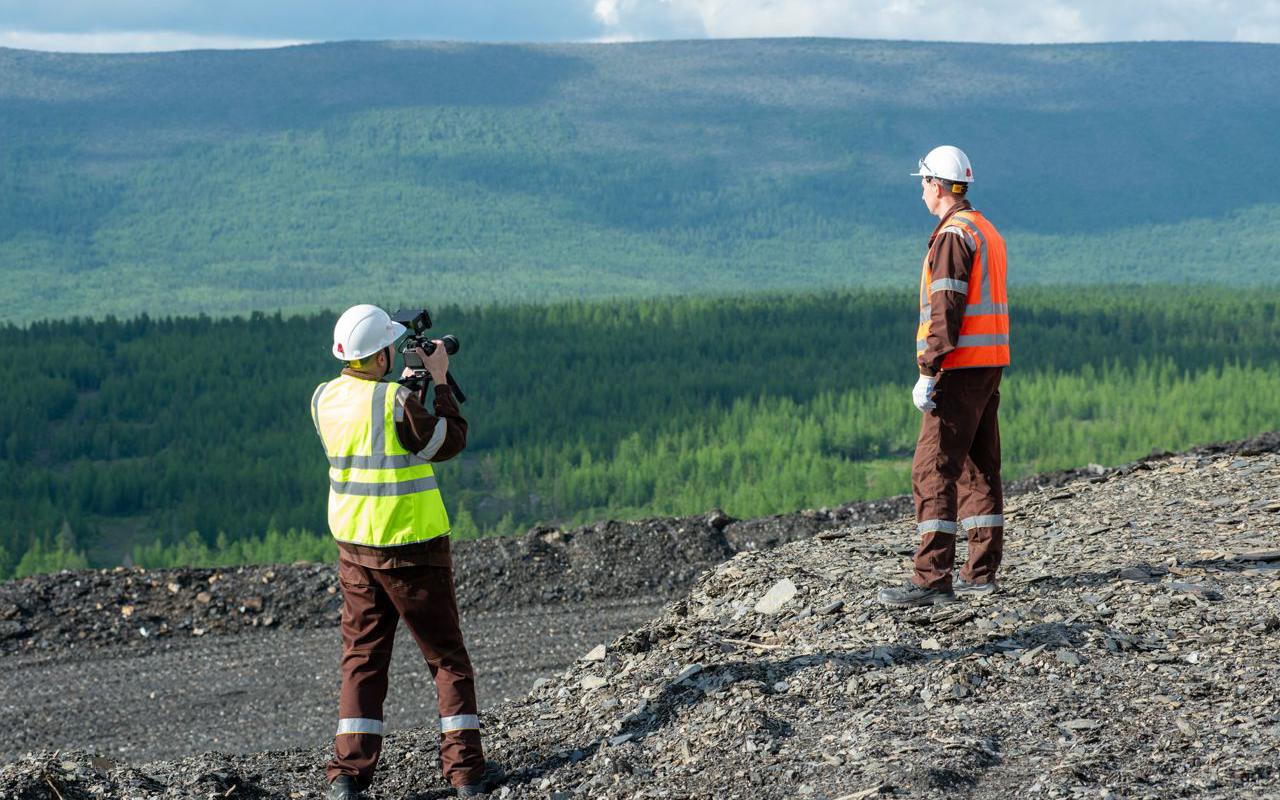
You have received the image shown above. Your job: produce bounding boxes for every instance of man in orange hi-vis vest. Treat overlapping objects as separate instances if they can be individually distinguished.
[879,145,1010,608]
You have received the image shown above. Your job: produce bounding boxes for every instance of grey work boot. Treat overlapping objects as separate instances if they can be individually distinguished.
[456,762,506,797]
[955,576,999,596]
[328,775,358,800]
[877,581,957,608]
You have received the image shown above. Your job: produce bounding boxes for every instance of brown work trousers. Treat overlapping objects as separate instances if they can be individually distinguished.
[911,367,1005,590]
[326,558,485,790]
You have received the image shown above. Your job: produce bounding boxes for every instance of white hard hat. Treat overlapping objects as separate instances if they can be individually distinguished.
[332,304,406,361]
[911,145,973,183]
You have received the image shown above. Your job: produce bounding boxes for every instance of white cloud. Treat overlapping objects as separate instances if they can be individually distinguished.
[0,2,605,45]
[593,0,622,27]
[591,0,1280,44]
[0,29,310,52]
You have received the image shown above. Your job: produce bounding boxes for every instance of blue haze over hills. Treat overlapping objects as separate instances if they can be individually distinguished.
[0,38,1274,321]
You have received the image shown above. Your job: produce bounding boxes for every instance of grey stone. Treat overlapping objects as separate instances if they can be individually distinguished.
[753,578,797,615]
[1231,550,1280,563]
[1060,719,1100,730]
[818,599,844,615]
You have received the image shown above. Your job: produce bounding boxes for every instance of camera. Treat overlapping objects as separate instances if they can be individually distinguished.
[391,308,466,402]
[392,308,460,367]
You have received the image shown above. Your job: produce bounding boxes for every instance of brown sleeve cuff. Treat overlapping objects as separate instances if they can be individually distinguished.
[432,383,458,413]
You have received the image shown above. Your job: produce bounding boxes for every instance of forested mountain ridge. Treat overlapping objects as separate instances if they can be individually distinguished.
[0,39,1276,321]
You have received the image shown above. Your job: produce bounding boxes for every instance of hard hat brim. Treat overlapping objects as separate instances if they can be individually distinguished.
[910,169,972,183]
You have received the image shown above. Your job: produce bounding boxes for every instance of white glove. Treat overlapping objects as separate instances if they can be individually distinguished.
[912,374,937,411]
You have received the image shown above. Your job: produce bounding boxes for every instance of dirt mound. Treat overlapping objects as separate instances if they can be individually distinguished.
[0,501,905,658]
[3,431,1277,659]
[0,563,339,655]
[4,441,1277,798]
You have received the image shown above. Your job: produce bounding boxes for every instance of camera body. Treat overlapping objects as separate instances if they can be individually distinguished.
[392,308,460,370]
[392,308,464,402]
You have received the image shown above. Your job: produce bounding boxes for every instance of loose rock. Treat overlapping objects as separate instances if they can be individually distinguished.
[753,578,797,614]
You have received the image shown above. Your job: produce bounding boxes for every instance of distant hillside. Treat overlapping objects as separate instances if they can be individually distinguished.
[0,39,1277,321]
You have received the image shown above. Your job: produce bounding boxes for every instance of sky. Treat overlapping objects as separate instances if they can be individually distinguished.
[0,0,1277,52]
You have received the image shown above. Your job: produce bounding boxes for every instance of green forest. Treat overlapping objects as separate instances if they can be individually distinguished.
[1,39,1279,322]
[1,286,1277,579]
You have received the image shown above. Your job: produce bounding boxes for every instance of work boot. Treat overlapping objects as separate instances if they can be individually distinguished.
[456,761,506,797]
[328,775,358,800]
[955,576,999,596]
[877,581,956,608]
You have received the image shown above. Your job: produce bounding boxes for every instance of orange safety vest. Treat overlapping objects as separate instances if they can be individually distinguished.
[916,209,1010,370]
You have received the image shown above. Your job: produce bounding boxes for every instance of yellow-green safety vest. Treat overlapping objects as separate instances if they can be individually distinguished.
[310,374,451,546]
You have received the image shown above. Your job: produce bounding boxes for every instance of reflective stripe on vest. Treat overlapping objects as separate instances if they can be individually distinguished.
[916,209,1010,370]
[311,374,451,547]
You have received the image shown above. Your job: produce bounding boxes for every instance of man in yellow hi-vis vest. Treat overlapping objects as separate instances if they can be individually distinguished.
[312,304,500,798]
[879,146,1010,608]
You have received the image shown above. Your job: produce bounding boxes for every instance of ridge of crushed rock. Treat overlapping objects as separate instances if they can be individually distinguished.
[1,430,1276,657]
[3,431,1275,659]
[3,437,1278,798]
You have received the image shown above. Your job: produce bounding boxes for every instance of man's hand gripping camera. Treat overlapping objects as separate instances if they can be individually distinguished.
[392,308,466,403]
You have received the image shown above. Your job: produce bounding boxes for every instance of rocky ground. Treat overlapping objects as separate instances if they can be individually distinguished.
[0,496,910,660]
[1,432,1277,798]
[0,600,664,763]
[6,431,1267,659]
[0,481,909,767]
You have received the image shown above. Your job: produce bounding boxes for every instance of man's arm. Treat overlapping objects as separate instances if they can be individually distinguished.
[918,230,974,377]
[395,384,468,461]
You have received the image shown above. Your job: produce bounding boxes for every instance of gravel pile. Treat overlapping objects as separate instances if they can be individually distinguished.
[0,564,340,655]
[0,500,908,658]
[12,433,1275,659]
[3,440,1277,798]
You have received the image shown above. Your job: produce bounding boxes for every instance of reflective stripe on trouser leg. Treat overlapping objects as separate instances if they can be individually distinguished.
[337,717,385,736]
[918,519,958,535]
[961,515,1004,530]
[440,714,480,733]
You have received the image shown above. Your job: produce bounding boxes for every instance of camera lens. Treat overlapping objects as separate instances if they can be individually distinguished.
[441,335,460,355]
